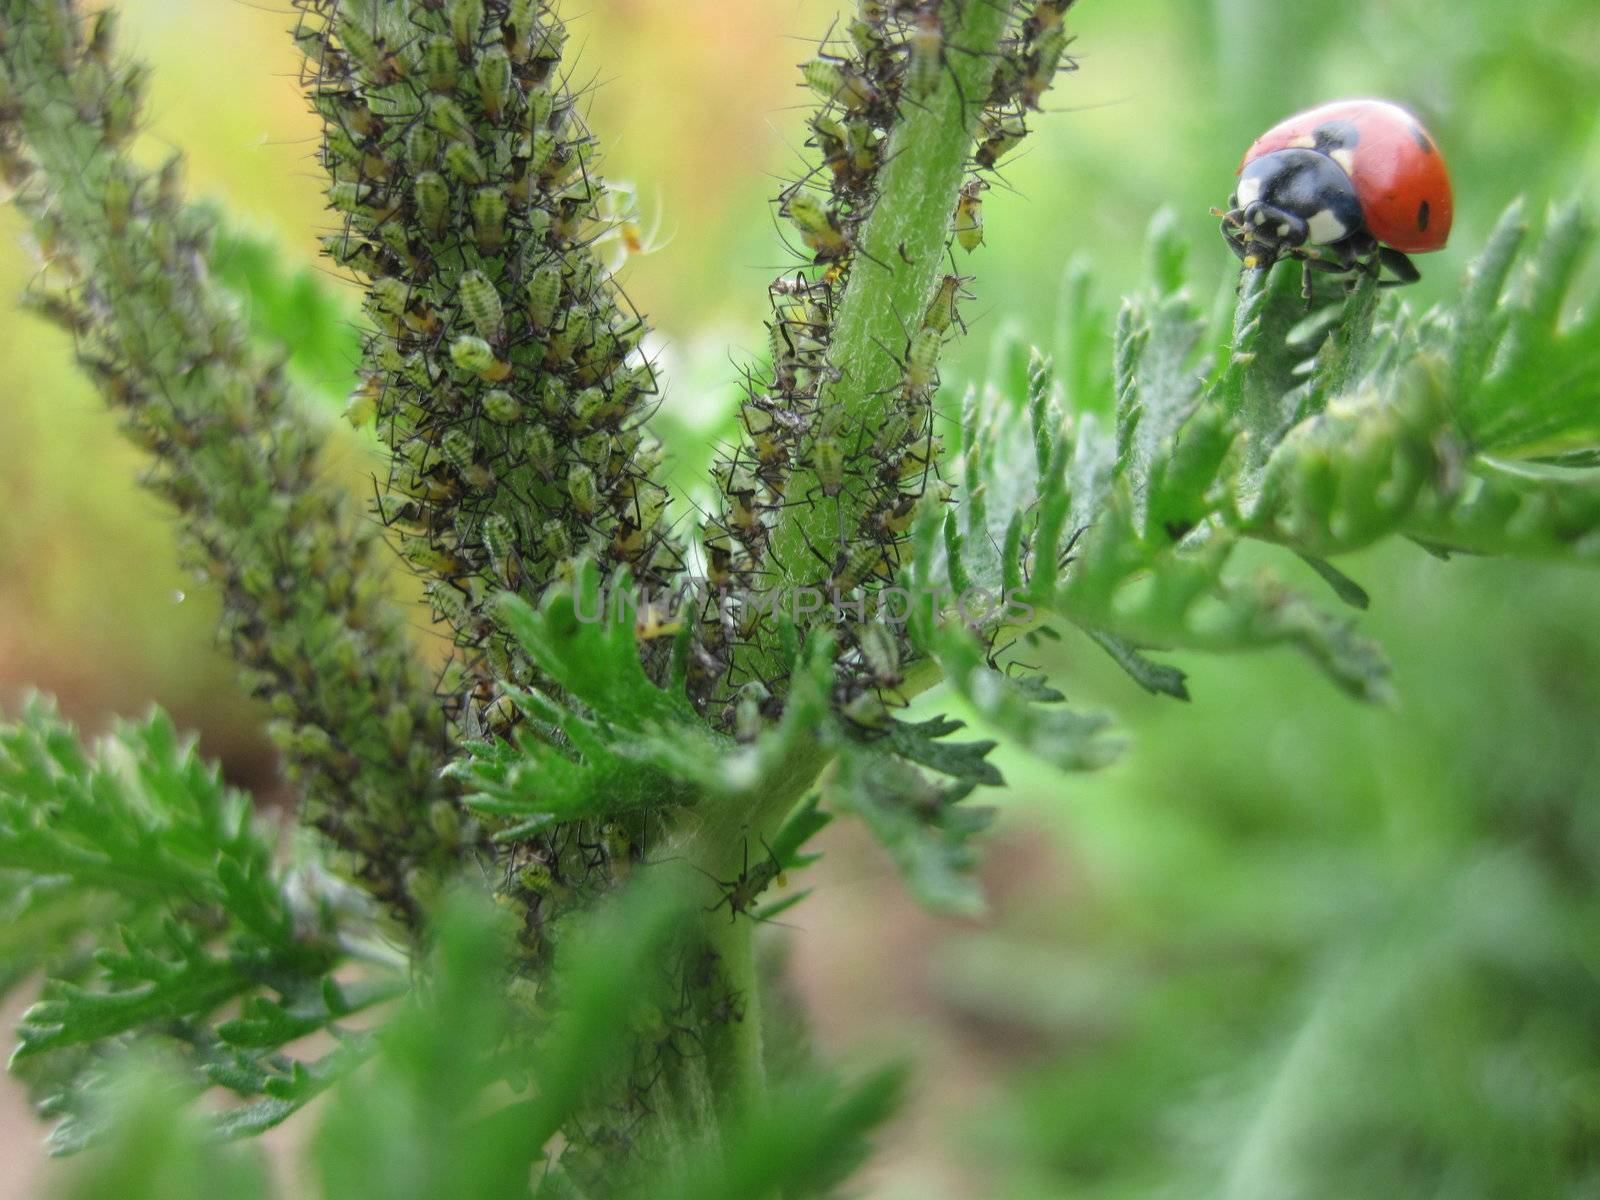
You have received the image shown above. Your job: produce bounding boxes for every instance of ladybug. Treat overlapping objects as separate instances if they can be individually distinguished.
[1220,99,1453,290]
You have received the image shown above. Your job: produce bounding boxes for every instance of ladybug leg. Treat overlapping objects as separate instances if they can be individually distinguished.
[1378,247,1421,287]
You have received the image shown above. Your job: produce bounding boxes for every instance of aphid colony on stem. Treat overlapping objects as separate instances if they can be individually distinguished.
[696,0,1078,713]
[0,5,458,925]
[295,0,682,744]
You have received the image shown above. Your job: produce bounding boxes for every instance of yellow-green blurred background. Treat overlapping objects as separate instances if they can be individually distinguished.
[3,1,1599,1195]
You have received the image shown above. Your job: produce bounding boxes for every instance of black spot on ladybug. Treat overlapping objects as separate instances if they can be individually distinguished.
[1312,120,1360,152]
[1417,199,1431,231]
[1410,124,1434,154]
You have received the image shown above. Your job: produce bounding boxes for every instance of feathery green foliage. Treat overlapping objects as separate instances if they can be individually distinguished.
[0,0,1597,1194]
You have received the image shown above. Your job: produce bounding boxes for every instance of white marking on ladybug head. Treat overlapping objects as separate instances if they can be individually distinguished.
[1290,134,1315,149]
[1307,208,1348,245]
[1277,223,1290,236]
[1330,148,1356,175]
[1252,210,1268,226]
[1236,176,1262,207]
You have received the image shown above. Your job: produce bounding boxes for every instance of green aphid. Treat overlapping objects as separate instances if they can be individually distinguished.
[482,388,522,425]
[480,512,515,564]
[440,429,494,492]
[1023,28,1071,109]
[567,463,600,518]
[413,171,450,238]
[428,96,475,144]
[425,579,472,626]
[954,179,985,252]
[529,130,558,177]
[450,334,510,380]
[533,20,568,64]
[449,0,486,57]
[525,425,557,477]
[814,435,845,498]
[907,10,943,98]
[833,541,886,593]
[859,622,902,685]
[924,274,963,334]
[873,409,912,456]
[526,87,554,131]
[457,269,504,340]
[541,517,572,560]
[337,19,389,81]
[370,276,409,318]
[537,377,567,419]
[477,46,512,123]
[422,37,459,93]
[444,141,488,185]
[785,192,849,259]
[472,186,508,254]
[573,386,608,426]
[508,0,541,62]
[977,111,1027,169]
[405,124,441,173]
[906,326,943,393]
[802,58,876,112]
[527,264,563,330]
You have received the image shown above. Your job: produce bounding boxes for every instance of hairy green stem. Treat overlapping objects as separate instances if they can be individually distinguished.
[752,1,1017,670]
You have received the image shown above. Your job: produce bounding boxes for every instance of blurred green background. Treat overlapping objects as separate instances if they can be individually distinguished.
[2,0,1598,1196]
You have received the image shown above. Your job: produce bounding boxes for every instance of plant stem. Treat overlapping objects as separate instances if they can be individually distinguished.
[748,1,1018,681]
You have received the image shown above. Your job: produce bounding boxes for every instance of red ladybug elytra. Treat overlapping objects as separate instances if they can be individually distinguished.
[1220,99,1454,288]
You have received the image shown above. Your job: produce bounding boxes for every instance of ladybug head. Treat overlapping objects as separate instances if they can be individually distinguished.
[1223,148,1366,265]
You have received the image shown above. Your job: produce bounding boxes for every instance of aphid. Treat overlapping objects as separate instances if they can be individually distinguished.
[402,540,463,575]
[923,273,965,333]
[481,388,521,424]
[814,435,845,498]
[859,621,902,686]
[480,513,519,585]
[87,9,117,66]
[346,375,381,428]
[405,124,441,173]
[526,264,563,330]
[528,129,559,178]
[976,111,1028,169]
[567,463,600,518]
[784,192,851,261]
[802,58,876,113]
[450,334,511,380]
[412,171,450,238]
[1022,28,1071,110]
[506,0,540,59]
[532,16,568,64]
[832,541,885,592]
[471,186,508,253]
[444,141,488,185]
[457,269,504,340]
[906,8,944,99]
[425,579,473,626]
[428,96,475,143]
[524,424,557,477]
[953,179,985,251]
[1222,99,1454,286]
[569,386,607,428]
[1023,0,1076,41]
[538,377,568,418]
[422,36,459,93]
[476,45,512,122]
[905,326,943,393]
[337,20,397,85]
[449,0,486,57]
[440,428,493,489]
[872,408,912,456]
[541,517,572,560]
